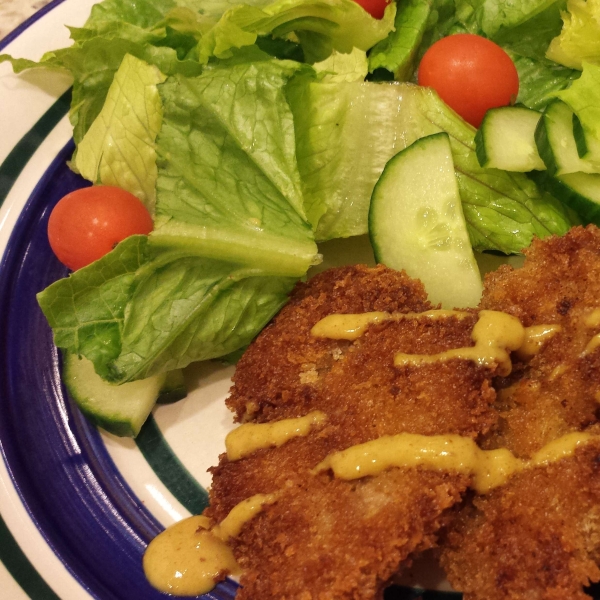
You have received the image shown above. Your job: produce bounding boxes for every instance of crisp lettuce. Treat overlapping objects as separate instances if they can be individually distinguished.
[546,0,600,69]
[75,54,166,210]
[197,0,396,64]
[0,0,203,145]
[366,0,577,109]
[38,238,297,382]
[471,0,559,37]
[313,48,368,82]
[152,60,316,274]
[38,60,318,383]
[290,80,573,250]
[508,52,579,110]
[289,81,426,239]
[38,236,148,373]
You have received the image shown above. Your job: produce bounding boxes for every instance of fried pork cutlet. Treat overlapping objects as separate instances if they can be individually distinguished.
[206,265,502,599]
[441,226,600,600]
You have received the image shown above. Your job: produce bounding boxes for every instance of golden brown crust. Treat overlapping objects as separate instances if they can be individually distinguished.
[234,470,469,600]
[207,264,500,599]
[226,265,432,423]
[442,226,600,600]
[479,226,600,456]
[441,442,600,600]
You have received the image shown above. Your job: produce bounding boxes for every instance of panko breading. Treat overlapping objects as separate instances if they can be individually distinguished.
[206,265,502,599]
[440,226,600,600]
[480,225,600,457]
[441,440,600,600]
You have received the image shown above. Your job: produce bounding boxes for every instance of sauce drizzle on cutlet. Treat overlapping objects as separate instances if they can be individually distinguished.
[393,310,524,376]
[145,308,575,595]
[313,310,560,375]
[516,324,562,360]
[226,411,327,461]
[143,493,278,596]
[313,431,595,494]
[311,309,469,341]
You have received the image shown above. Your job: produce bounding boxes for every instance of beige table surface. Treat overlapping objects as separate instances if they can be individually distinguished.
[0,0,54,40]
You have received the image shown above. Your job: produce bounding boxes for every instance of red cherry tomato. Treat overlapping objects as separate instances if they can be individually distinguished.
[48,186,153,271]
[418,34,519,128]
[353,0,390,19]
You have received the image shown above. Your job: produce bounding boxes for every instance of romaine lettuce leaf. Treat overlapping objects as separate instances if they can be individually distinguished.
[152,61,317,276]
[0,0,203,146]
[74,54,166,210]
[487,1,579,109]
[290,80,573,250]
[110,256,296,380]
[38,237,296,382]
[462,0,559,38]
[314,48,368,82]
[197,0,396,64]
[39,60,318,383]
[546,0,600,69]
[508,52,579,110]
[289,80,427,239]
[367,0,577,109]
[37,235,148,374]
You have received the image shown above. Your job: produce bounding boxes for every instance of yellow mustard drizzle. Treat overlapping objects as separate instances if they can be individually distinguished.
[313,431,596,493]
[143,493,278,596]
[585,308,600,328]
[226,411,327,461]
[213,493,279,541]
[143,515,240,596]
[394,310,524,377]
[310,310,469,341]
[516,324,562,360]
[530,432,593,466]
[584,334,600,356]
[549,364,568,381]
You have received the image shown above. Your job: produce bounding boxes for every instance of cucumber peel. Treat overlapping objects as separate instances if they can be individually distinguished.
[369,133,482,309]
[63,352,166,437]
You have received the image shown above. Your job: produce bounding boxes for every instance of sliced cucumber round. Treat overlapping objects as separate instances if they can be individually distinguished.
[535,100,597,177]
[532,171,600,227]
[156,369,188,404]
[475,106,545,172]
[369,132,482,309]
[63,352,166,437]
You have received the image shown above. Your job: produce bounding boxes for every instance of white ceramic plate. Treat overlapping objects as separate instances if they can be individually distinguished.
[0,4,456,598]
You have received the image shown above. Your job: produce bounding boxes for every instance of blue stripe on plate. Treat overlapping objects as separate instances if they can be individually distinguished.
[0,0,69,51]
[0,140,237,599]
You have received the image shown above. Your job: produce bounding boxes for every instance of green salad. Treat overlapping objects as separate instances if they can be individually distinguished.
[2,0,600,434]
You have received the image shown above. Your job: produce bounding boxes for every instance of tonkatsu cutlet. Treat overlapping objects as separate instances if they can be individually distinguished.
[206,265,504,599]
[441,226,600,600]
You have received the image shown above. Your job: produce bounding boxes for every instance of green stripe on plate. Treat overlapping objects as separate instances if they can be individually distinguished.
[0,88,71,208]
[0,90,72,600]
[136,415,209,515]
[0,514,60,600]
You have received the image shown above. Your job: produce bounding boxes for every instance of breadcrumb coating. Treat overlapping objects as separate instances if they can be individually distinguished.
[441,226,600,600]
[207,265,499,599]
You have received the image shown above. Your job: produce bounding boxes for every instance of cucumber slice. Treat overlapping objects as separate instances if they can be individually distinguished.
[475,106,545,172]
[572,112,600,167]
[156,369,188,404]
[534,100,596,177]
[63,353,166,437]
[531,171,600,227]
[369,133,482,309]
